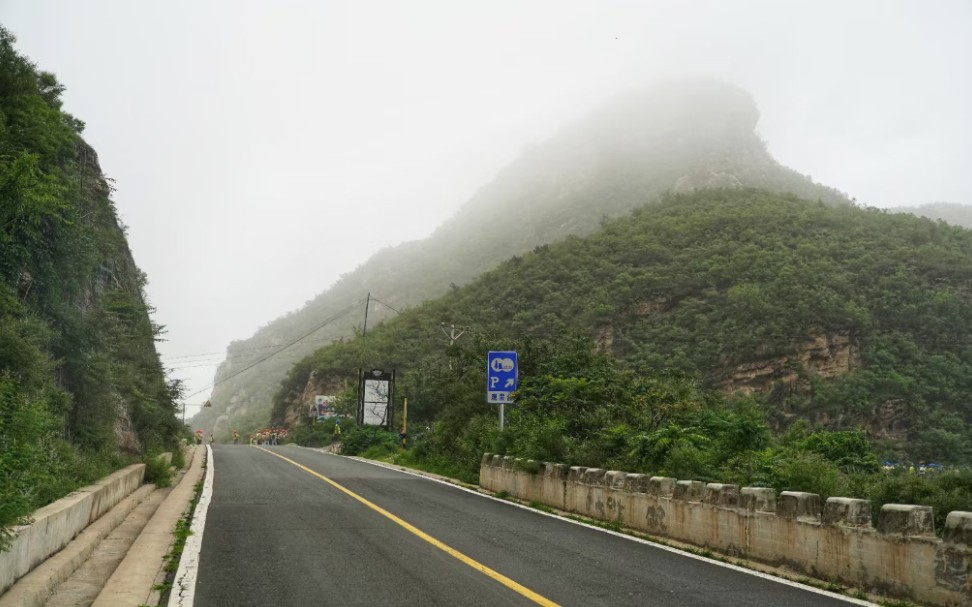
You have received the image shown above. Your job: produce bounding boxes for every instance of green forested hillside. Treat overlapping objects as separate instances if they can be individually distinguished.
[275,189,972,476]
[0,28,180,546]
[894,202,972,229]
[198,80,848,438]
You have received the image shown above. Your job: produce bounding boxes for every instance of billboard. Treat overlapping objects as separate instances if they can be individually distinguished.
[314,395,337,419]
[357,368,394,429]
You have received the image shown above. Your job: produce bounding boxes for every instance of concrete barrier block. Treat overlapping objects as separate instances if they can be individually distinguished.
[778,491,821,522]
[740,487,776,513]
[943,511,972,547]
[522,459,539,473]
[544,463,569,480]
[88,464,144,523]
[622,474,648,494]
[878,504,935,537]
[0,463,146,596]
[568,466,587,482]
[704,483,740,507]
[25,490,94,571]
[823,497,872,528]
[502,456,516,471]
[481,453,493,468]
[648,476,676,497]
[490,454,503,467]
[606,471,627,490]
[582,468,607,486]
[674,480,705,502]
[0,525,31,592]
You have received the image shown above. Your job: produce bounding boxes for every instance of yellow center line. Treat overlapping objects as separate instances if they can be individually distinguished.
[257,447,559,607]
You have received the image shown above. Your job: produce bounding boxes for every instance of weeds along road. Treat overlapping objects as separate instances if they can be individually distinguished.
[190,445,872,607]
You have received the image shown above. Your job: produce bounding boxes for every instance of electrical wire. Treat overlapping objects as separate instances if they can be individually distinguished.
[182,301,361,400]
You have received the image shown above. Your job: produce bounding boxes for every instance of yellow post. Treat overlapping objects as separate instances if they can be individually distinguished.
[402,398,408,448]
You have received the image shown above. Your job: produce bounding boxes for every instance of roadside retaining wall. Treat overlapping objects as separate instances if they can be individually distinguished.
[0,463,145,595]
[480,454,972,607]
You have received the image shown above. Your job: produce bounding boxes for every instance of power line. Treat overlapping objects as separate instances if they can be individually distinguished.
[162,297,403,364]
[370,297,402,314]
[183,301,361,400]
[163,334,354,370]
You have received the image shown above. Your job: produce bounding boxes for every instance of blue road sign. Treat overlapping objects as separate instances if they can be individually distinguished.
[487,351,518,404]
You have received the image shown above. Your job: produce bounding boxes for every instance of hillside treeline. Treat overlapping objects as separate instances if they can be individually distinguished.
[0,28,180,547]
[197,80,848,439]
[277,189,972,522]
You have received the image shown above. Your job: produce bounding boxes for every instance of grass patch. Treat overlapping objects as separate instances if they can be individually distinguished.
[156,471,204,605]
[391,449,480,484]
[528,501,553,513]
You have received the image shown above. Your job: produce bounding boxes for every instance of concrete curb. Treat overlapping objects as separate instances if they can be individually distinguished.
[0,463,146,598]
[92,445,206,607]
[166,445,213,607]
[0,483,156,607]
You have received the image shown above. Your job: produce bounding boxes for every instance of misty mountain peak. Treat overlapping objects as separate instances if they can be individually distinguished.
[200,79,846,433]
[577,79,761,149]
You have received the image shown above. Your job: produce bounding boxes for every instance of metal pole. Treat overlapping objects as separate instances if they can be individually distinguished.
[499,403,504,431]
[362,292,371,337]
[402,398,408,448]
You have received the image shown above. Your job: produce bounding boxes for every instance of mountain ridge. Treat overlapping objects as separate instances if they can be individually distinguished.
[275,188,972,465]
[194,80,849,438]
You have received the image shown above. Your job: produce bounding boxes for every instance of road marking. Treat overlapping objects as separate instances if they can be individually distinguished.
[344,453,879,607]
[258,447,560,607]
[169,445,214,607]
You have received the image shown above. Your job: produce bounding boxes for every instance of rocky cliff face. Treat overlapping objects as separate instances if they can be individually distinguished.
[284,371,354,428]
[721,334,858,394]
[2,26,179,536]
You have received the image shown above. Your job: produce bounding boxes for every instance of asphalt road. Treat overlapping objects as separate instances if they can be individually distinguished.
[195,445,870,607]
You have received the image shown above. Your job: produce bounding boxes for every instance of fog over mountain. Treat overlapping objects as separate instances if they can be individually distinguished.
[193,80,849,437]
[4,1,969,414]
[893,202,972,229]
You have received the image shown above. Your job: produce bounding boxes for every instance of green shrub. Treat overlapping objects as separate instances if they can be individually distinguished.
[341,427,399,457]
[143,453,173,488]
[171,447,186,470]
[770,451,847,499]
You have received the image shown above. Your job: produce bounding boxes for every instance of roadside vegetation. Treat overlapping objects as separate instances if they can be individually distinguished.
[300,339,971,531]
[282,188,972,525]
[0,29,182,549]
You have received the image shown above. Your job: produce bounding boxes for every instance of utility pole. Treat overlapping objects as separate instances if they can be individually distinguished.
[439,323,465,345]
[439,323,466,371]
[362,292,371,337]
[401,398,408,448]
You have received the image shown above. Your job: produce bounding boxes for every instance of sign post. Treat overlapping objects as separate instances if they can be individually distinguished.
[487,351,518,431]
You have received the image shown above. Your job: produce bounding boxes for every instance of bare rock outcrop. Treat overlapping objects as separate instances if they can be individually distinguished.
[722,334,857,394]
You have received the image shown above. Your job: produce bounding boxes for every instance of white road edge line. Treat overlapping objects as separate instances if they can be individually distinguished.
[322,449,878,607]
[168,444,214,607]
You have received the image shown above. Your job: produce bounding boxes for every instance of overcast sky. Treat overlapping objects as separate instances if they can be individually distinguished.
[4,0,971,415]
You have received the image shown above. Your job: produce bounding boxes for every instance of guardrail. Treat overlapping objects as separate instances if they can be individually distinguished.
[480,454,972,607]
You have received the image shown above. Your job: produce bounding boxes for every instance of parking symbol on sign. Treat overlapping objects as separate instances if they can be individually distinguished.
[487,351,517,404]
